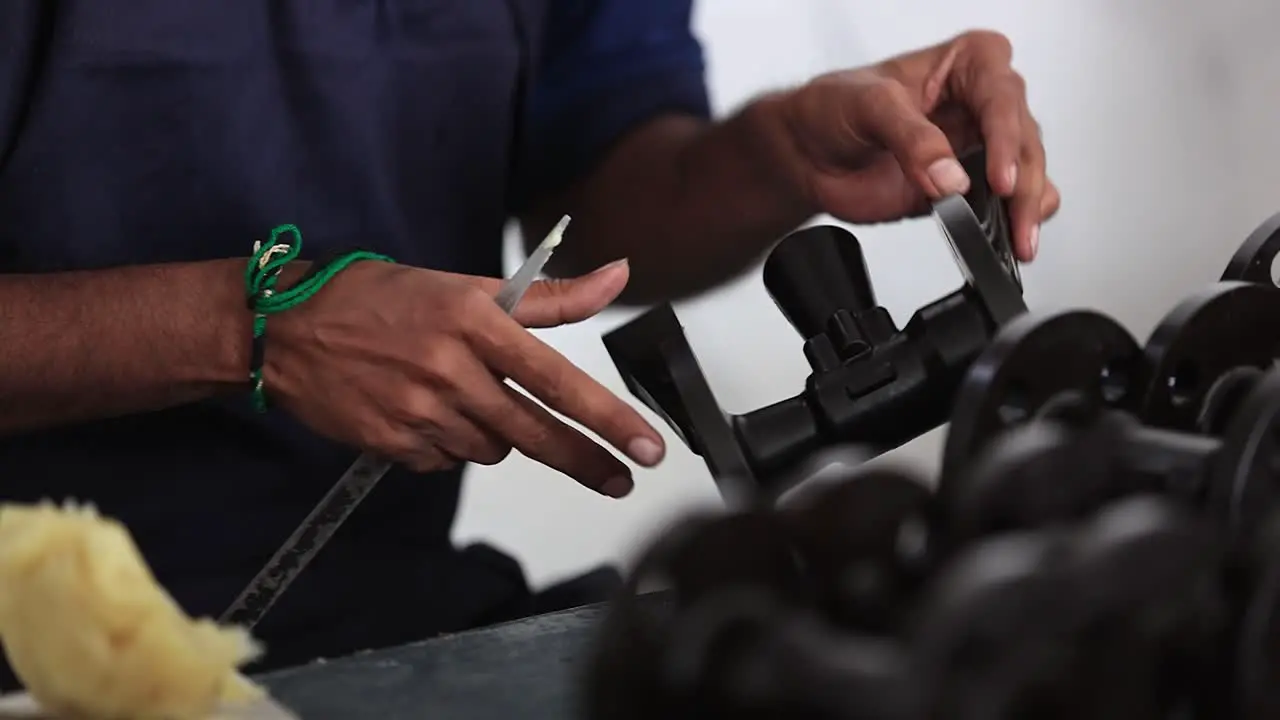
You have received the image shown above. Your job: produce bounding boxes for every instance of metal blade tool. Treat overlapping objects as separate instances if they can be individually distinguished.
[221,215,572,629]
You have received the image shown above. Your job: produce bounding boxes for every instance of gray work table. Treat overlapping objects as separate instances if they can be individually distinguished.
[260,595,653,719]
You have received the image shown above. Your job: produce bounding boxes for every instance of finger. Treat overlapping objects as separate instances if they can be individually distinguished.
[446,355,635,496]
[854,78,971,198]
[920,42,961,110]
[930,103,983,155]
[1041,179,1061,220]
[409,406,512,467]
[1008,113,1047,261]
[971,73,1025,196]
[502,387,636,498]
[462,305,666,468]
[400,442,457,475]
[950,32,1024,195]
[450,259,630,328]
[359,413,438,470]
[379,392,484,470]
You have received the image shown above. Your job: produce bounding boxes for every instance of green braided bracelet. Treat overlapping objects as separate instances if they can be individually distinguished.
[245,224,395,412]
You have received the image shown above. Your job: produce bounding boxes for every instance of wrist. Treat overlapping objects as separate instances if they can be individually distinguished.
[205,259,312,392]
[255,261,313,389]
[247,259,315,411]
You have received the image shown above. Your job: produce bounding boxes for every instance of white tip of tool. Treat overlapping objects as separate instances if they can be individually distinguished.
[544,215,571,249]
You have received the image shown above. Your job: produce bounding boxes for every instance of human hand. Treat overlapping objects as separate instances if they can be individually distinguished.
[774,30,1060,261]
[263,258,664,498]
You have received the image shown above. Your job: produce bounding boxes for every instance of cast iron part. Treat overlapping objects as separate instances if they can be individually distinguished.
[949,367,1280,551]
[942,419,1128,547]
[637,511,810,610]
[910,529,1075,719]
[1232,509,1280,720]
[582,510,919,720]
[581,513,805,720]
[1137,281,1280,433]
[937,308,1145,508]
[1222,211,1280,286]
[595,465,937,636]
[603,148,1025,502]
[913,496,1220,720]
[1055,496,1223,719]
[658,590,919,720]
[781,468,935,634]
[582,465,938,720]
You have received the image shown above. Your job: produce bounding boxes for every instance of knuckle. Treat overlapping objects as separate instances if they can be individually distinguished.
[353,418,408,455]
[509,413,557,456]
[471,441,513,467]
[384,431,429,462]
[434,282,489,325]
[1024,141,1047,166]
[1005,70,1027,95]
[1025,115,1043,139]
[390,388,440,426]
[406,454,451,474]
[432,453,463,472]
[517,415,557,450]
[404,456,436,474]
[456,283,498,318]
[1043,186,1062,214]
[862,76,910,106]
[534,365,571,407]
[901,122,945,152]
[420,339,470,383]
[812,68,866,92]
[961,29,1013,57]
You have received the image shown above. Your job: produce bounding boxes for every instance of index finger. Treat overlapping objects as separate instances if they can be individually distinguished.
[463,303,667,467]
[950,33,1025,195]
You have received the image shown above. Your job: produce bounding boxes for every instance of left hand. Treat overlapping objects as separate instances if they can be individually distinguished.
[775,30,1059,261]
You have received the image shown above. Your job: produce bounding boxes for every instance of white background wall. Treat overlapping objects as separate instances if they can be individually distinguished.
[454,0,1280,587]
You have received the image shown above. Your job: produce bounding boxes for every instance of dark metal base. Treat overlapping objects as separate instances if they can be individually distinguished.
[260,596,666,720]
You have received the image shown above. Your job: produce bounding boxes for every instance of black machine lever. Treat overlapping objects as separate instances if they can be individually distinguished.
[602,148,1027,503]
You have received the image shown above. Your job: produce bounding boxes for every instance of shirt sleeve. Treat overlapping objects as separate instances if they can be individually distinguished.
[511,0,711,212]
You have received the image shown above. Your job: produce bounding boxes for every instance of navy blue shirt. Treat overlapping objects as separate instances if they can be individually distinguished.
[0,0,708,676]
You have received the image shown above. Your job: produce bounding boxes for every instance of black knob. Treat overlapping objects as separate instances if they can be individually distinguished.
[763,225,877,340]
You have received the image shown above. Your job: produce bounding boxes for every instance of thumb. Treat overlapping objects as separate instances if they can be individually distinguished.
[459,258,630,328]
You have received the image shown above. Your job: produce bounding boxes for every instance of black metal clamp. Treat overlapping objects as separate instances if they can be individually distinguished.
[601,148,1026,503]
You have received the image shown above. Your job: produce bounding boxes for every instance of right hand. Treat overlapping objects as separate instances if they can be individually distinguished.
[264,258,664,498]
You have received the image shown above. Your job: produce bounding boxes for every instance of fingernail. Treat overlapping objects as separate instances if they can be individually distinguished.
[1028,224,1040,260]
[627,437,665,467]
[593,258,629,274]
[927,158,970,195]
[600,475,633,499]
[1006,163,1019,190]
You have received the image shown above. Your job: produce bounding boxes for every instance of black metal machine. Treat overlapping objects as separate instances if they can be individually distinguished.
[582,213,1280,720]
[936,242,1280,545]
[602,148,1026,503]
[582,466,1225,720]
[1222,210,1280,286]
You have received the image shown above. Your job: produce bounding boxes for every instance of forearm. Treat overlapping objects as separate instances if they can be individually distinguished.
[0,260,255,433]
[525,92,816,304]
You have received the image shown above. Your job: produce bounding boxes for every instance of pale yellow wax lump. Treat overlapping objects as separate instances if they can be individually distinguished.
[0,501,263,719]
